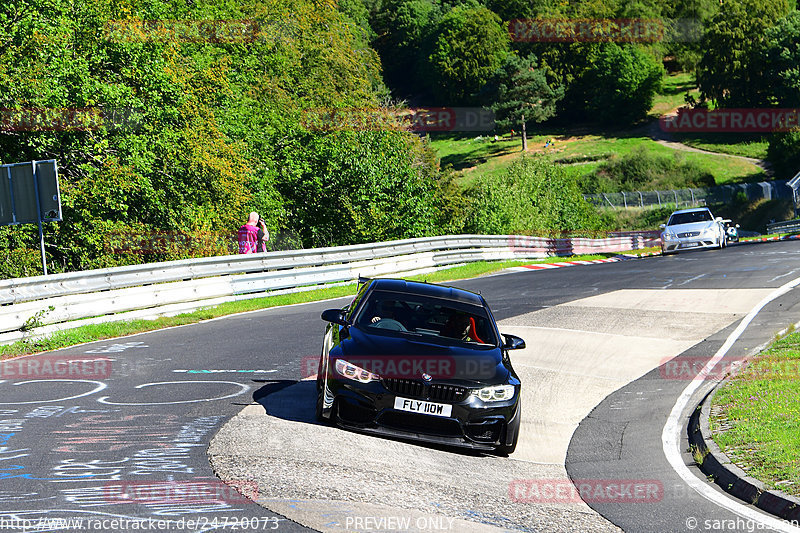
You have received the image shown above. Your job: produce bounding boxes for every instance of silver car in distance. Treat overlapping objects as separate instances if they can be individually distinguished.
[660,207,727,254]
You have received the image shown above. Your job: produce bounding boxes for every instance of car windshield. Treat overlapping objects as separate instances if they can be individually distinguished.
[354,290,497,346]
[668,210,712,225]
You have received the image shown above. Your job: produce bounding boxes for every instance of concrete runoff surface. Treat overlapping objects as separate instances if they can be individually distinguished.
[208,287,773,532]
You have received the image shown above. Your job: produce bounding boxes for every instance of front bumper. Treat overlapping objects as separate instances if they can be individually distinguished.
[327,380,519,450]
[661,234,722,252]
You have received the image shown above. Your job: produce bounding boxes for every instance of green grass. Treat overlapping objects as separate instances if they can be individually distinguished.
[710,331,800,496]
[0,254,623,358]
[431,129,766,187]
[430,71,768,190]
[650,71,700,117]
[670,133,769,160]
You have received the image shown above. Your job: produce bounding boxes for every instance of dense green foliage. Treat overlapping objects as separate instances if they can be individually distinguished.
[3,0,800,279]
[462,156,605,235]
[489,54,563,141]
[580,147,716,193]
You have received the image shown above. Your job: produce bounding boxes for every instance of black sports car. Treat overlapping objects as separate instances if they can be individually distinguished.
[316,278,524,454]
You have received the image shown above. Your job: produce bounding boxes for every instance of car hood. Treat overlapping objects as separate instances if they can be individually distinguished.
[335,326,509,385]
[665,221,717,233]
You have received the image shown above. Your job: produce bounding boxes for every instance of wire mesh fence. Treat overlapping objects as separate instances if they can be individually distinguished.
[584,180,791,209]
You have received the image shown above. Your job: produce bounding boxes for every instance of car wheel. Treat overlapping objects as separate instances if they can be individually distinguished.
[316,354,324,392]
[315,389,328,423]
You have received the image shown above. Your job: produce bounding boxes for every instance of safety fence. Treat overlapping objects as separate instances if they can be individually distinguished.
[584,180,791,209]
[0,233,658,344]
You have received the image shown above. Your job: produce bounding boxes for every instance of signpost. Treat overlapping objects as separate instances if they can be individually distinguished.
[0,160,62,275]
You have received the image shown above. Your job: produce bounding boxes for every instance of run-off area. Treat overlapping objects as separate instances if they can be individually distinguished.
[209,287,772,533]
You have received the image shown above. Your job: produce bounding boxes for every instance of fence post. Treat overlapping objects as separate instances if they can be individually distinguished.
[656,191,661,206]
[637,191,643,207]
[622,191,627,208]
[673,190,678,206]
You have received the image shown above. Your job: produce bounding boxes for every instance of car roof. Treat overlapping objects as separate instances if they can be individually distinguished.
[368,278,486,306]
[670,207,712,215]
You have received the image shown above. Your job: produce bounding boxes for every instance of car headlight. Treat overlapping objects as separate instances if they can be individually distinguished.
[472,384,515,402]
[663,232,676,241]
[335,359,380,383]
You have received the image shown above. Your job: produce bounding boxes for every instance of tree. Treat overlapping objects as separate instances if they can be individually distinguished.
[763,11,800,108]
[582,43,664,125]
[370,0,442,98]
[424,3,510,104]
[697,0,791,108]
[490,54,563,150]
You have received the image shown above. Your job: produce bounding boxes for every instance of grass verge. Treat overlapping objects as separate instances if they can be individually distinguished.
[430,133,766,187]
[0,254,625,359]
[710,330,800,496]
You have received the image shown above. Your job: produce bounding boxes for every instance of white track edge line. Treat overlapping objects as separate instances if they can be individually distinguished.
[662,276,800,532]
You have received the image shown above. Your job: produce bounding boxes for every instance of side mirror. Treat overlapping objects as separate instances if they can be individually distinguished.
[715,217,724,222]
[659,224,666,229]
[502,334,526,350]
[736,224,740,228]
[321,309,350,327]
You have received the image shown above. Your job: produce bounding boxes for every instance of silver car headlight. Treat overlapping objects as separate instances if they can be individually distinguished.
[472,384,515,402]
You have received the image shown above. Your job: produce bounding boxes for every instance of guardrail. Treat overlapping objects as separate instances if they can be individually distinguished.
[766,219,800,235]
[0,233,658,344]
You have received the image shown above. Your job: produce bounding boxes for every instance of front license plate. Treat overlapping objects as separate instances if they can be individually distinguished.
[394,397,452,417]
[681,242,701,248]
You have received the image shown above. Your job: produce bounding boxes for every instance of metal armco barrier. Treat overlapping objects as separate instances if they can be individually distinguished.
[0,233,657,343]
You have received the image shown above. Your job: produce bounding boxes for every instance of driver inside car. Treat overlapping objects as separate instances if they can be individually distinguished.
[441,313,485,343]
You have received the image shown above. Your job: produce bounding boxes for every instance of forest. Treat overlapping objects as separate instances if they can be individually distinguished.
[1,0,798,277]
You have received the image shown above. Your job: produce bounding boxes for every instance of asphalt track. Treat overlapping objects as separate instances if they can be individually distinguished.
[2,240,800,532]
